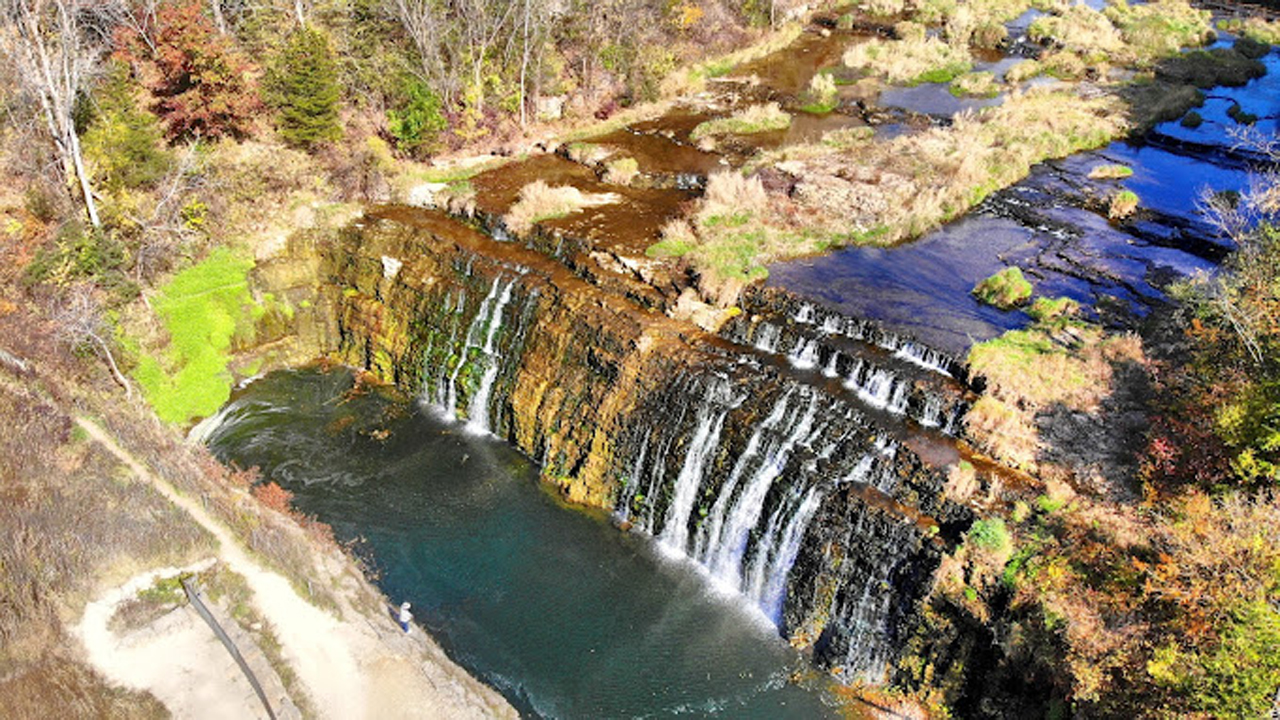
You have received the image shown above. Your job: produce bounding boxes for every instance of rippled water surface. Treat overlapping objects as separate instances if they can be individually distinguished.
[206,369,841,720]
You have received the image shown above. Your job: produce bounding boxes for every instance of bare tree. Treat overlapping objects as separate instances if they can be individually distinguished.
[1191,127,1280,367]
[0,0,118,228]
[53,284,132,397]
[127,141,206,289]
[387,0,453,100]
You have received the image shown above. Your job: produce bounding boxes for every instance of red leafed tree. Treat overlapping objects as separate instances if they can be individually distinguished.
[115,0,262,140]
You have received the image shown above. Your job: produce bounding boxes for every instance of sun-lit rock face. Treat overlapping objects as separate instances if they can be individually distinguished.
[318,204,973,683]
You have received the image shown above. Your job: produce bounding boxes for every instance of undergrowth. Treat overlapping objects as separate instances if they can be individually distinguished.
[133,247,262,424]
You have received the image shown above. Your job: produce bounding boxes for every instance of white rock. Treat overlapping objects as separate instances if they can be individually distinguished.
[382,255,403,280]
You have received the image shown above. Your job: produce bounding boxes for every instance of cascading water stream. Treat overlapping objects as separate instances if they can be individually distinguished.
[466,278,517,433]
[701,392,821,590]
[692,391,794,564]
[658,377,739,555]
[748,483,825,620]
[436,276,516,426]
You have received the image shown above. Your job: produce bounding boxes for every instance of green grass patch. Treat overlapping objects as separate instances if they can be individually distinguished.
[1088,163,1134,180]
[973,266,1033,309]
[844,36,973,86]
[1219,17,1280,46]
[1036,493,1068,513]
[969,517,1012,552]
[949,71,1000,98]
[134,248,261,424]
[646,237,696,258]
[1004,59,1043,83]
[690,103,792,140]
[1109,189,1140,219]
[1027,296,1079,322]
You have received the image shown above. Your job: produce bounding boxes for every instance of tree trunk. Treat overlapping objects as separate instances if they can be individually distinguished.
[210,0,227,34]
[68,124,101,228]
[519,0,530,127]
[89,332,131,398]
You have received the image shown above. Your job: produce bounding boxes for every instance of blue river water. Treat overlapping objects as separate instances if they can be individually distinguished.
[205,368,845,719]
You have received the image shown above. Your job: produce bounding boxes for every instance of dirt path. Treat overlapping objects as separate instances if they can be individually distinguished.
[77,559,288,720]
[74,417,516,720]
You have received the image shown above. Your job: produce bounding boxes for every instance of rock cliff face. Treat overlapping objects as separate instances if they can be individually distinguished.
[310,205,974,682]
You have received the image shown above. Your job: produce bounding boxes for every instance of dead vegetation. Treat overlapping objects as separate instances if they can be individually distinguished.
[965,317,1143,470]
[503,180,620,236]
[666,88,1126,301]
[0,313,212,716]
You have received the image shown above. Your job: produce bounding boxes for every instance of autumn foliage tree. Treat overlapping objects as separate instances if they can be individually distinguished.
[115,0,262,140]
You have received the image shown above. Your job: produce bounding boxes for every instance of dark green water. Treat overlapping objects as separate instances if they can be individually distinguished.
[205,368,841,719]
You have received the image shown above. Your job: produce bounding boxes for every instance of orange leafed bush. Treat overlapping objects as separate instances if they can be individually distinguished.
[252,481,294,515]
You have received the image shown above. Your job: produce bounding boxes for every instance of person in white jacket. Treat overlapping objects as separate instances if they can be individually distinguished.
[398,601,413,633]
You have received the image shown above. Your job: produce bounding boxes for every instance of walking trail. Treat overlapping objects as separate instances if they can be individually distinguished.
[74,417,516,719]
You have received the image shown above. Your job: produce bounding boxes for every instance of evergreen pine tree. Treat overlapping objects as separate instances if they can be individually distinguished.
[268,27,343,148]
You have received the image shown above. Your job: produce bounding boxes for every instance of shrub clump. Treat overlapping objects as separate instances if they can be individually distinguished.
[973,266,1033,309]
[602,156,640,186]
[1109,189,1140,219]
[1003,59,1043,83]
[1088,164,1133,180]
[503,181,618,236]
[1219,16,1280,46]
[950,71,999,98]
[800,72,840,114]
[968,517,1011,552]
[1027,296,1079,322]
[690,103,792,140]
[843,36,972,85]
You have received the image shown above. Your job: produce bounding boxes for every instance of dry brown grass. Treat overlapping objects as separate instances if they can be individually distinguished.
[843,35,973,85]
[0,656,168,720]
[1029,4,1125,57]
[966,396,1042,470]
[964,322,1143,468]
[0,311,216,713]
[90,395,349,615]
[770,88,1125,243]
[660,88,1128,305]
[1004,59,1043,83]
[503,180,620,236]
[690,102,792,142]
[603,156,641,186]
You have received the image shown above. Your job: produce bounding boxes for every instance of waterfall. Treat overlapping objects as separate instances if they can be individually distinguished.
[658,377,738,554]
[753,323,781,353]
[893,341,954,377]
[788,338,820,370]
[436,276,516,424]
[693,391,794,564]
[822,352,841,378]
[852,367,895,410]
[701,392,820,590]
[747,484,825,621]
[466,279,517,433]
[614,429,652,524]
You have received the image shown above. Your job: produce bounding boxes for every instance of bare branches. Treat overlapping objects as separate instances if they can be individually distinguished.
[0,0,117,227]
[51,284,132,397]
